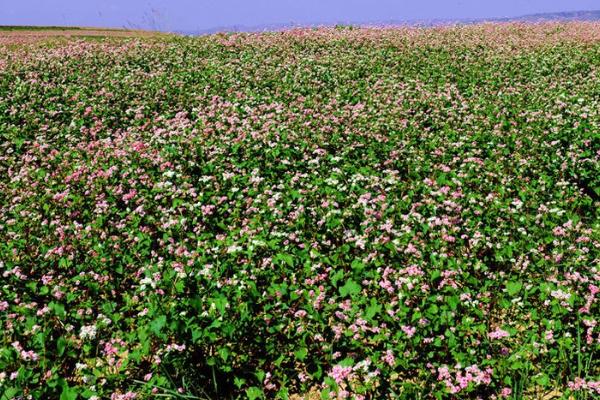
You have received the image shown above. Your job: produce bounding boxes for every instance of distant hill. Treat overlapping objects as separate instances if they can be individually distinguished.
[503,10,600,22]
[180,9,600,35]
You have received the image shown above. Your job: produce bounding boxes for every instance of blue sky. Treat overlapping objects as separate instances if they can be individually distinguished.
[1,0,599,32]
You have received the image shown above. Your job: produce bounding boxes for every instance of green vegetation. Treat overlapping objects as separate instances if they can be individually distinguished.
[0,23,599,399]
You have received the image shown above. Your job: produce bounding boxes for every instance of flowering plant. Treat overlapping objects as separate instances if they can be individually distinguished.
[0,23,599,399]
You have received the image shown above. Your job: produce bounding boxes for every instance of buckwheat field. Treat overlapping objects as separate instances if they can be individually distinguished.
[0,23,599,399]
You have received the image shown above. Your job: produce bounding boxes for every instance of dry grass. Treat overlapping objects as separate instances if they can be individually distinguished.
[0,26,173,45]
[289,388,322,400]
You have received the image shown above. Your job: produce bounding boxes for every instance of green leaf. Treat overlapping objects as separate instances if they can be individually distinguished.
[330,269,344,286]
[427,304,439,316]
[1,388,20,399]
[535,373,550,387]
[276,253,294,267]
[57,336,67,357]
[294,347,308,361]
[365,300,381,320]
[339,279,361,297]
[506,281,523,296]
[234,377,246,389]
[191,328,203,343]
[447,295,460,311]
[351,259,364,271]
[49,302,66,318]
[150,315,167,335]
[218,347,230,362]
[246,386,263,400]
[60,384,78,400]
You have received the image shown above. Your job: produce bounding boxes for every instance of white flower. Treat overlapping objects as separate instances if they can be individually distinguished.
[97,313,112,325]
[198,264,213,277]
[79,325,97,340]
[139,277,156,289]
[550,289,571,301]
[227,245,242,253]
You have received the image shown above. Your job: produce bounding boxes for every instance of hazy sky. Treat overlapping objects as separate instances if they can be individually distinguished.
[1,0,599,32]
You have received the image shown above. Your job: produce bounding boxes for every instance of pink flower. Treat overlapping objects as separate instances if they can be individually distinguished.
[382,350,395,367]
[442,233,456,243]
[36,306,50,316]
[402,325,416,338]
[500,387,512,397]
[328,365,353,384]
[569,377,587,390]
[122,189,137,202]
[111,392,137,400]
[553,226,566,237]
[488,328,510,340]
[52,190,69,202]
[298,372,309,382]
[379,279,394,294]
[103,342,119,356]
[20,350,39,361]
[201,205,216,216]
[294,310,307,318]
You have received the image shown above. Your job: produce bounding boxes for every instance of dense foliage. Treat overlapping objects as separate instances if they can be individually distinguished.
[1,23,599,399]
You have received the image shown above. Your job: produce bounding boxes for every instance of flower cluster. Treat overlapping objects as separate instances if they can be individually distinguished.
[0,23,599,399]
